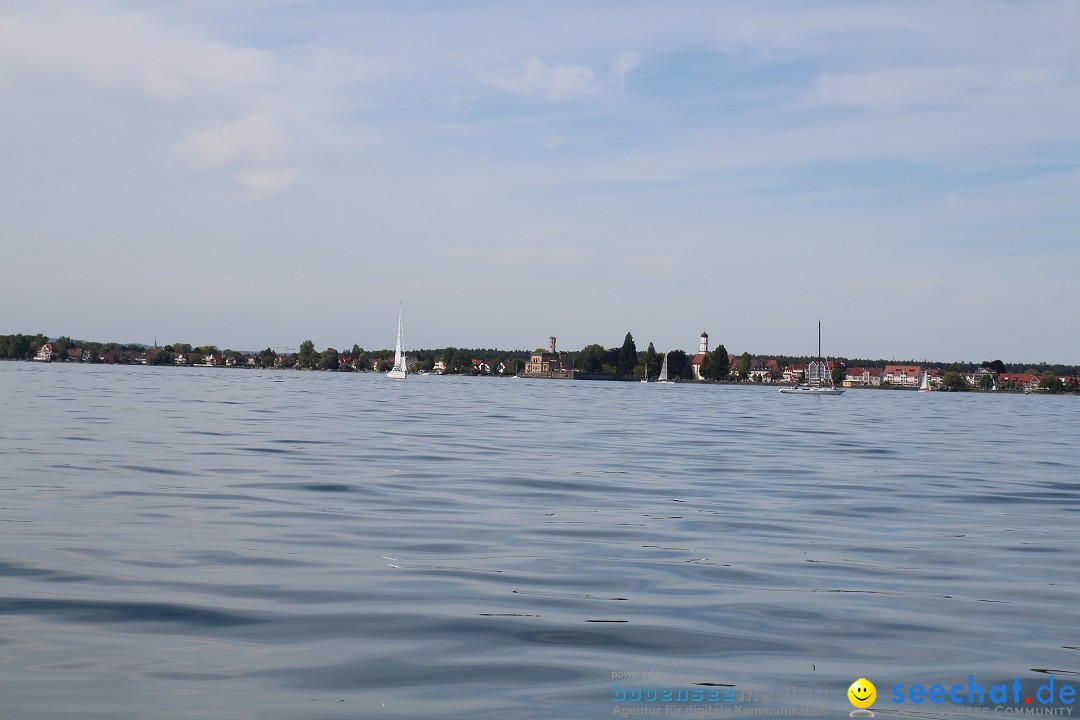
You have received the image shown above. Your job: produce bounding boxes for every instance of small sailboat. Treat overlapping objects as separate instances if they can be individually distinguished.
[918,371,931,392]
[641,366,649,383]
[779,321,844,395]
[656,353,674,384]
[385,305,407,380]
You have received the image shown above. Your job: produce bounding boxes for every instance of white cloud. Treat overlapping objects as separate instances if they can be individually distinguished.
[483,56,599,100]
[177,115,288,170]
[612,52,641,87]
[0,12,273,102]
[234,168,300,199]
[815,67,980,110]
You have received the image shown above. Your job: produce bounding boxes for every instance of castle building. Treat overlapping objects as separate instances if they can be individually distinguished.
[522,336,573,378]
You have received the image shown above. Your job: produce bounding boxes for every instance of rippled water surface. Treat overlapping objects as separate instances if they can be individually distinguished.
[2,362,1078,718]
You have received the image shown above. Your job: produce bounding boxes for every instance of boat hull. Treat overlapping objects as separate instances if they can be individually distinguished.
[385,368,407,380]
[778,386,844,395]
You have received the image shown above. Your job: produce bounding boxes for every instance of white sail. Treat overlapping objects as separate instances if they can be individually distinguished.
[386,305,407,379]
[658,354,669,382]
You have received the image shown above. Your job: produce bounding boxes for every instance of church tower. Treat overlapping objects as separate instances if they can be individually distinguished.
[699,331,709,354]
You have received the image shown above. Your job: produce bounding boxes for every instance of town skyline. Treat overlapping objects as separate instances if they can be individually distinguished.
[2,2,1078,362]
[4,328,1078,373]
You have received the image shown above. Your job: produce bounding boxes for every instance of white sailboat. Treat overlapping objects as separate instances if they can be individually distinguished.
[656,353,674,384]
[385,305,407,380]
[779,321,844,395]
[918,371,931,392]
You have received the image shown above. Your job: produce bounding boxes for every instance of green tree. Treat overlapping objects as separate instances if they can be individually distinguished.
[1039,372,1063,393]
[699,352,714,380]
[575,344,605,373]
[318,347,340,370]
[832,366,844,385]
[452,348,473,374]
[617,333,637,377]
[979,374,995,390]
[259,347,276,368]
[666,350,689,380]
[149,348,174,365]
[53,336,74,360]
[942,371,969,391]
[441,347,457,371]
[643,342,659,379]
[708,345,730,380]
[736,352,751,380]
[298,340,317,369]
[4,334,31,359]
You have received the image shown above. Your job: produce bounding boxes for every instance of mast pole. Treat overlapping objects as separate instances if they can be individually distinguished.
[818,319,821,360]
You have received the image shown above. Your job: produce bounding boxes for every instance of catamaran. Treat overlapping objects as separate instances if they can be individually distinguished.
[386,305,407,380]
[779,321,844,395]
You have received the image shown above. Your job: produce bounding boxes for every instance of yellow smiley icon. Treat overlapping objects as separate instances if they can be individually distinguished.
[848,678,876,709]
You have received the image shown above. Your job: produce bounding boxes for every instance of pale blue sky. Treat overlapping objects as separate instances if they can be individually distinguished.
[2,1,1078,362]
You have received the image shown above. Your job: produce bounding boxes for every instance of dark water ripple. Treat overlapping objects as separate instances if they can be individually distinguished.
[1,362,1078,718]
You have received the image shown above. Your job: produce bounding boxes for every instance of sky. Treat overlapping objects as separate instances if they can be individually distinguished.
[2,1,1078,363]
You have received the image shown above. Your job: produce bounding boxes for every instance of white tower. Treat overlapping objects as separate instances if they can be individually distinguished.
[699,331,709,354]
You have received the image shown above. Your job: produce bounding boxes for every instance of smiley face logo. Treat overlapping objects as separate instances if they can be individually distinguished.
[848,678,876,709]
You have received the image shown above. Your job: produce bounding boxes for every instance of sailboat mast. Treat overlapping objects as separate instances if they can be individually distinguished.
[395,304,404,367]
[818,320,821,360]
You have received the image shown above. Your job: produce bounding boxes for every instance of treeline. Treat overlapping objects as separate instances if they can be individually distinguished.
[5,331,1078,385]
[837,357,1080,376]
[0,333,146,361]
[572,332,735,380]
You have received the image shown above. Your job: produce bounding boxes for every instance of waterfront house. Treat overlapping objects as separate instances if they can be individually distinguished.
[843,367,883,387]
[883,365,922,387]
[807,360,831,385]
[964,368,997,388]
[33,343,53,362]
[748,359,780,382]
[783,364,807,384]
[998,373,1040,391]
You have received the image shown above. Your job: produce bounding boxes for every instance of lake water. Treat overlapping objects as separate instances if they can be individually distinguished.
[2,362,1078,719]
